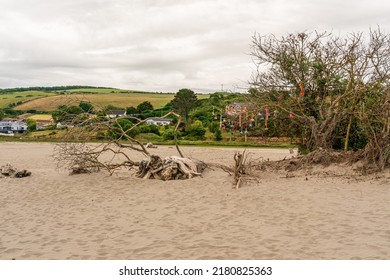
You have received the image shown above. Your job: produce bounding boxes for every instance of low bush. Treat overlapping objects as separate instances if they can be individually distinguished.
[186,120,206,140]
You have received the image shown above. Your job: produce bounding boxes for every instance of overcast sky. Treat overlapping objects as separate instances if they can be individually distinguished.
[0,0,389,92]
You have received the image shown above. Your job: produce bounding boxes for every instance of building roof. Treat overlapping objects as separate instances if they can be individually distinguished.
[0,120,27,125]
[147,118,172,122]
[108,110,126,115]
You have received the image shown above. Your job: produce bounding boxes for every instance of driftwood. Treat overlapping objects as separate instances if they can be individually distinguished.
[233,150,247,189]
[136,155,206,180]
[53,111,210,180]
[54,142,138,175]
[0,164,31,178]
[145,142,158,149]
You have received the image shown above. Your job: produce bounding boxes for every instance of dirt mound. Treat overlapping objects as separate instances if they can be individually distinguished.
[250,149,388,177]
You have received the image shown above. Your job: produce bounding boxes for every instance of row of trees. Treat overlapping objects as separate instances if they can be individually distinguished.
[0,85,113,94]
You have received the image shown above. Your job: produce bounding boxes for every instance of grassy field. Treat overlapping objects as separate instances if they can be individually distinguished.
[4,128,294,148]
[0,91,57,109]
[13,89,209,111]
[62,88,156,94]
[27,114,53,121]
[14,93,175,111]
[63,88,127,94]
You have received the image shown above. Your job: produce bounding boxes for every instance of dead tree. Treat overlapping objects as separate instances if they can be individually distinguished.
[54,111,207,180]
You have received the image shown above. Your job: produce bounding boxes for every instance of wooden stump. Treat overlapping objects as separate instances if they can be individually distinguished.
[0,164,31,178]
[233,150,247,189]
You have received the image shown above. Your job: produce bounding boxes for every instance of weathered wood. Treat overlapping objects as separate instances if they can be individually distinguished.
[1,164,31,178]
[136,155,206,180]
[233,150,247,188]
[145,142,157,148]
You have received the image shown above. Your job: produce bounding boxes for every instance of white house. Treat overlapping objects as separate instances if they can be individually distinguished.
[145,118,172,126]
[56,122,74,129]
[0,121,28,134]
[106,110,127,119]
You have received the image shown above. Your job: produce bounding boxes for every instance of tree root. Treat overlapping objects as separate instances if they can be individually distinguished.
[1,164,31,178]
[136,155,206,180]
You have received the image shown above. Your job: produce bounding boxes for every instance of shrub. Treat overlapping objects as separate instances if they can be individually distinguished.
[139,124,161,136]
[162,128,181,140]
[139,125,150,134]
[107,119,140,139]
[5,108,19,116]
[52,105,84,123]
[162,129,174,140]
[26,118,37,131]
[148,124,161,136]
[126,106,138,115]
[186,120,206,140]
[333,118,368,151]
[79,101,94,113]
[142,110,156,118]
[214,129,222,141]
[137,101,154,113]
[191,107,212,127]
[209,122,219,133]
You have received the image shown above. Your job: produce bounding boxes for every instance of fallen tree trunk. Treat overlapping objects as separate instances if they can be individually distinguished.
[136,155,207,180]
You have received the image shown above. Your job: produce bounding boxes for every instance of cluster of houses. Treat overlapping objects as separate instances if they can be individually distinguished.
[0,110,173,136]
[145,118,172,126]
[106,110,172,126]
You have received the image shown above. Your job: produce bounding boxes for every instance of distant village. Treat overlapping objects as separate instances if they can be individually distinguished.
[0,110,174,136]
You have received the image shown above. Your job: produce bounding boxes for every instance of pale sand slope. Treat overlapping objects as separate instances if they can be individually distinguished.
[0,142,389,260]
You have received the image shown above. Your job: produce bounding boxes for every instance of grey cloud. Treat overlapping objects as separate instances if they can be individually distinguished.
[0,0,389,92]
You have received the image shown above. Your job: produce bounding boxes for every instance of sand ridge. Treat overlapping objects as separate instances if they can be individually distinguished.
[0,142,389,259]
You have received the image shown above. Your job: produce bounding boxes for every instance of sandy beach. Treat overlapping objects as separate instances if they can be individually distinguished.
[0,142,389,260]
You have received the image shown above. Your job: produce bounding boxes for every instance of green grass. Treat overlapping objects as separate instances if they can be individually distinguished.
[13,90,210,112]
[0,91,57,109]
[26,114,53,121]
[14,93,175,111]
[63,88,125,94]
[2,126,295,149]
[0,135,295,149]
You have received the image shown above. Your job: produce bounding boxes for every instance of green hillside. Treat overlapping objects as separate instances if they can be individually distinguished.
[0,86,209,111]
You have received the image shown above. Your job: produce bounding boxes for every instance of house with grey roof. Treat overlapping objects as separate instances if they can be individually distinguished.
[0,121,28,134]
[107,110,127,119]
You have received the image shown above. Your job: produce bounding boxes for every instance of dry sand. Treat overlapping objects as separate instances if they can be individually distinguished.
[0,142,389,260]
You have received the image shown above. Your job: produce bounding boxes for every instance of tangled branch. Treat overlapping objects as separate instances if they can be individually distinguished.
[53,111,206,180]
